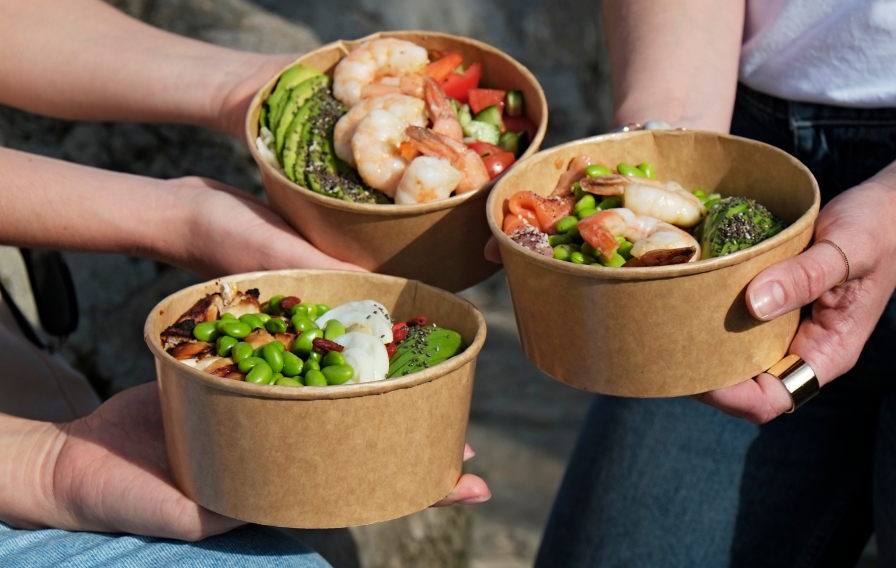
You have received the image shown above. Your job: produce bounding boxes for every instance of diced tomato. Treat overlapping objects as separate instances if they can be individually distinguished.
[424,53,465,82]
[503,115,539,141]
[440,63,480,104]
[467,141,505,158]
[482,152,516,179]
[469,89,507,115]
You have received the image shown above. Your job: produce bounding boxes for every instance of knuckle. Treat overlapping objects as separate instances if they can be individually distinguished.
[791,257,829,301]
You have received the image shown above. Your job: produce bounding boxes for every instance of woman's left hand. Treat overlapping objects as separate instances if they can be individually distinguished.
[696,177,896,424]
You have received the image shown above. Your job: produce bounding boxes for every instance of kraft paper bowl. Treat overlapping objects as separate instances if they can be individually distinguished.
[144,269,486,528]
[487,130,820,397]
[246,31,548,292]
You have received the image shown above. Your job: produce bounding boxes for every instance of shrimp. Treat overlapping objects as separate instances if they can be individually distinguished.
[577,207,700,264]
[405,126,490,194]
[351,109,415,196]
[550,155,593,197]
[503,191,575,235]
[580,174,707,228]
[423,76,464,141]
[394,156,462,204]
[333,95,426,168]
[333,38,429,107]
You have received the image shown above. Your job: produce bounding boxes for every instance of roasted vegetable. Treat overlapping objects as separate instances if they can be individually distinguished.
[698,196,786,258]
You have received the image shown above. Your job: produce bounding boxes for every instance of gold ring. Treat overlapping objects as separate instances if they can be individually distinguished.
[766,354,820,413]
[814,239,849,285]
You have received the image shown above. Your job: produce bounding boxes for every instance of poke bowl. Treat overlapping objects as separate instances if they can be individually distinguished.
[246,31,548,292]
[487,130,820,397]
[144,269,486,528]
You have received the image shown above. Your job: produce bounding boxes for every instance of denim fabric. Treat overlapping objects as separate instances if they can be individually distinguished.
[0,522,332,568]
[536,84,896,568]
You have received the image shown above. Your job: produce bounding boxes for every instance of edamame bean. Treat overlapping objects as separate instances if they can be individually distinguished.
[567,227,582,241]
[307,350,323,365]
[262,343,284,374]
[267,295,285,315]
[304,360,321,374]
[322,365,354,385]
[216,335,239,357]
[291,315,318,333]
[275,376,303,387]
[576,207,598,220]
[316,304,330,316]
[231,341,254,363]
[192,321,220,343]
[268,340,285,352]
[581,242,599,258]
[617,240,634,260]
[322,351,345,368]
[585,164,613,178]
[574,194,596,212]
[290,302,318,319]
[221,320,251,339]
[573,182,585,200]
[270,373,284,385]
[220,312,237,321]
[570,251,586,264]
[617,163,645,178]
[323,319,346,341]
[597,197,622,210]
[292,328,323,358]
[304,369,327,386]
[246,360,273,384]
[256,313,272,324]
[239,314,265,330]
[282,351,304,377]
[637,162,656,179]
[238,356,266,374]
[265,318,288,334]
[548,234,572,247]
[555,216,579,234]
[599,251,627,267]
[553,245,571,261]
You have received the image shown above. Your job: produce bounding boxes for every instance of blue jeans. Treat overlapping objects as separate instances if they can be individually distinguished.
[536,85,896,568]
[0,522,332,567]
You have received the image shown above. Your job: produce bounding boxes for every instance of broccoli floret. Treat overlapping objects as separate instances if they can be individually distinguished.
[698,196,786,258]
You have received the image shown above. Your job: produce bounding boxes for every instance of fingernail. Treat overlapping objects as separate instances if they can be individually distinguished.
[463,447,476,460]
[457,494,491,505]
[749,281,786,320]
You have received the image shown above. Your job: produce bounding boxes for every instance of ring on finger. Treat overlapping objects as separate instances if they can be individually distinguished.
[814,238,849,285]
[766,354,820,413]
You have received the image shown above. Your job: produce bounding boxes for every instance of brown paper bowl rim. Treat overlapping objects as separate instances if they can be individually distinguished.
[244,30,548,217]
[143,269,487,400]
[487,130,821,281]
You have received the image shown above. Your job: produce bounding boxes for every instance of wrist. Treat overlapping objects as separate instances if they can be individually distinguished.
[214,53,297,141]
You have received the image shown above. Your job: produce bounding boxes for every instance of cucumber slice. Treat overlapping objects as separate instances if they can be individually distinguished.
[498,131,521,156]
[505,91,524,117]
[456,103,472,127]
[462,120,500,145]
[473,104,503,130]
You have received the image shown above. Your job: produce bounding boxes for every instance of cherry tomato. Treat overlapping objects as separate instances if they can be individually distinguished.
[469,89,507,115]
[481,152,516,179]
[440,63,481,103]
[503,115,539,141]
[467,141,505,157]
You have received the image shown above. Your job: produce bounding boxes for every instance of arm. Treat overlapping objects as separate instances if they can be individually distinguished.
[604,0,745,131]
[0,0,290,139]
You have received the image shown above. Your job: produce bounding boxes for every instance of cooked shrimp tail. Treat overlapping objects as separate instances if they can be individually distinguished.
[405,126,490,194]
[577,207,700,262]
[423,76,464,141]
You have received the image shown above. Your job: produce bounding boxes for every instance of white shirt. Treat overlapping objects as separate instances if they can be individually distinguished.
[740,0,896,107]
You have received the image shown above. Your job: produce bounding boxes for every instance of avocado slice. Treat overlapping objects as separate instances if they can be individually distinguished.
[388,325,466,378]
[275,74,330,156]
[281,95,321,181]
[265,64,323,130]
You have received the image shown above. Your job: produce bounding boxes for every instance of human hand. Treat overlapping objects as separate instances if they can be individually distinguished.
[695,180,896,423]
[160,176,363,278]
[215,53,297,140]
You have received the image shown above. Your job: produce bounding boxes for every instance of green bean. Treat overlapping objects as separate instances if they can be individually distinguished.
[597,197,622,210]
[323,319,346,341]
[304,369,327,386]
[231,341,254,363]
[291,315,319,333]
[220,320,251,339]
[238,356,266,374]
[246,360,273,384]
[585,164,613,178]
[267,295,285,315]
[322,365,354,385]
[292,328,323,358]
[282,351,304,377]
[262,343,284,374]
[316,304,331,316]
[216,335,239,357]
[617,163,645,178]
[322,350,345,368]
[555,216,579,234]
[192,321,220,343]
[576,207,598,220]
[574,194,596,213]
[265,318,288,334]
[549,234,572,247]
[304,360,321,374]
[553,245,571,261]
[637,162,656,179]
[239,314,265,330]
[275,376,303,387]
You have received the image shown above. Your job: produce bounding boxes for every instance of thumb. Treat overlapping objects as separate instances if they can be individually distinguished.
[746,239,848,321]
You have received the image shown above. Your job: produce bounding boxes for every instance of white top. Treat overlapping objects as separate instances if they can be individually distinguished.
[739,0,896,107]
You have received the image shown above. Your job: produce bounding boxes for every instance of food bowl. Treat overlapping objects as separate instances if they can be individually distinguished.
[144,269,486,528]
[487,130,820,397]
[245,31,548,292]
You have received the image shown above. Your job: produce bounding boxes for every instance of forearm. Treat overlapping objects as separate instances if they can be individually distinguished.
[0,0,291,138]
[604,0,745,131]
[0,147,189,264]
